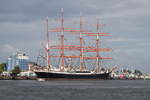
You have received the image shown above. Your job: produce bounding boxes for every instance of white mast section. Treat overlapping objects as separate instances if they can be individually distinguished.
[60,8,65,71]
[79,12,84,71]
[46,16,50,71]
[96,17,101,73]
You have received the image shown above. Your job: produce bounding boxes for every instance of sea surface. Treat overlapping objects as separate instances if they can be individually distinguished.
[0,80,150,100]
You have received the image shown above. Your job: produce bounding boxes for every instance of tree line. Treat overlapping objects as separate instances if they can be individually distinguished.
[0,63,21,77]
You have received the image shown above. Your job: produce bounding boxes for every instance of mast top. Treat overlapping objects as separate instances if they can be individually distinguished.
[46,16,49,20]
[61,8,64,13]
[80,12,82,17]
[96,17,100,39]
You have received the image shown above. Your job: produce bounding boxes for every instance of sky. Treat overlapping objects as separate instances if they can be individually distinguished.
[0,0,150,73]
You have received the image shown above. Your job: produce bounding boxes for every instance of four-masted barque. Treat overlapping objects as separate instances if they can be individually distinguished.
[35,8,114,80]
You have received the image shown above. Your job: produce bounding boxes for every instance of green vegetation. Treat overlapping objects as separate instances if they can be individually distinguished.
[11,66,21,77]
[0,63,6,74]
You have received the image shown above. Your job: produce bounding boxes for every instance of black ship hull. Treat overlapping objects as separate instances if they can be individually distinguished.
[35,71,111,80]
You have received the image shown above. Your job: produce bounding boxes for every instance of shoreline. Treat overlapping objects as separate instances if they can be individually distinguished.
[0,76,37,80]
[0,77,149,80]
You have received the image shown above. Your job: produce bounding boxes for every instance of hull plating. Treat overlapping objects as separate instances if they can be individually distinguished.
[35,72,111,79]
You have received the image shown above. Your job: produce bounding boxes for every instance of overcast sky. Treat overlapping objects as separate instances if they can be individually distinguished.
[0,0,150,73]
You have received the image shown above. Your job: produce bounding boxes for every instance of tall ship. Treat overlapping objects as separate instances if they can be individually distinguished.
[34,8,115,80]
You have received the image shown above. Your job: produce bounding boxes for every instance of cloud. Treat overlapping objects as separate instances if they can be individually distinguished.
[106,37,137,42]
[0,44,15,61]
[0,0,150,73]
[0,44,15,53]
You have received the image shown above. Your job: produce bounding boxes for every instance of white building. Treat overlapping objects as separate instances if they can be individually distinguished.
[7,52,29,71]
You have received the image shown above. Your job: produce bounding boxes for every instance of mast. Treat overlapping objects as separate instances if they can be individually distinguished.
[60,8,65,71]
[47,9,112,72]
[79,12,84,71]
[96,17,100,73]
[46,16,50,71]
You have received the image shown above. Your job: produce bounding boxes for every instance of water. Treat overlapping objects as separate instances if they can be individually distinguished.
[0,80,150,100]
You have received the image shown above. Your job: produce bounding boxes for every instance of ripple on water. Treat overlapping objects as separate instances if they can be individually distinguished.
[0,80,150,100]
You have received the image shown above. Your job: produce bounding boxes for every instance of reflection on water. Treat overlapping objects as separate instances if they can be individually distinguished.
[0,80,150,100]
